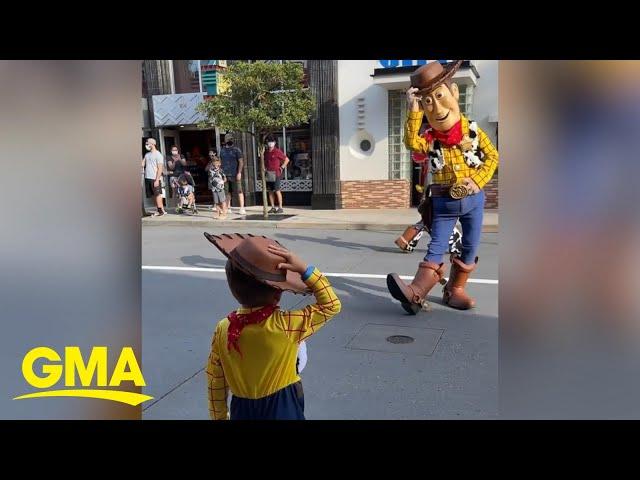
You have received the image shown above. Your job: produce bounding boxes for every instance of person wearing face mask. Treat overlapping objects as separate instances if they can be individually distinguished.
[141,137,166,216]
[263,134,290,214]
[167,145,191,201]
[386,61,499,314]
[219,134,246,216]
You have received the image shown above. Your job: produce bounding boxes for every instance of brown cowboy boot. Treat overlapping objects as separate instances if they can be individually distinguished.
[394,225,422,252]
[387,261,446,315]
[443,256,478,310]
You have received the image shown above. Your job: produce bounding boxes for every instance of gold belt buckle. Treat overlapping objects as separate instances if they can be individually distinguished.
[449,183,468,200]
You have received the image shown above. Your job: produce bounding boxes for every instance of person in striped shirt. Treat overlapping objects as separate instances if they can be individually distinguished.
[204,233,341,420]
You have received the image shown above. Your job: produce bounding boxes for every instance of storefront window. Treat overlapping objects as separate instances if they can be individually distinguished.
[458,84,473,117]
[173,60,201,94]
[388,90,412,181]
[284,128,312,181]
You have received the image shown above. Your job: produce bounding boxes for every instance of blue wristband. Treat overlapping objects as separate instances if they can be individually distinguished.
[301,265,315,281]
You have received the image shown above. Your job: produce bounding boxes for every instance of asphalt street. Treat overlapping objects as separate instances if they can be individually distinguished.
[142,225,498,419]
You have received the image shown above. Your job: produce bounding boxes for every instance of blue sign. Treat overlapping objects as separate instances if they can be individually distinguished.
[378,60,450,68]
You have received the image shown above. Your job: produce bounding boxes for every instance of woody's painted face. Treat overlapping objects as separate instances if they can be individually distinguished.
[421,83,461,132]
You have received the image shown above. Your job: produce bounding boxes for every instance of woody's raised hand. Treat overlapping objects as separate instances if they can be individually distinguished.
[406,87,422,112]
[267,244,308,274]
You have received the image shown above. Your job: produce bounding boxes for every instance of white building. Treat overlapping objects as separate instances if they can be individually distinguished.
[337,60,498,209]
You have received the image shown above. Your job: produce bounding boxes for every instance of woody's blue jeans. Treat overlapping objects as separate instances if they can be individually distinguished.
[425,190,484,265]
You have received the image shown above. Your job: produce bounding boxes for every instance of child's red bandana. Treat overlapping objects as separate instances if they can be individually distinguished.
[227,305,278,355]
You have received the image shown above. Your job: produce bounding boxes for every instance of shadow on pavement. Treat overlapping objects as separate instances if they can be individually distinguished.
[180,255,228,268]
[330,276,452,316]
[275,232,407,254]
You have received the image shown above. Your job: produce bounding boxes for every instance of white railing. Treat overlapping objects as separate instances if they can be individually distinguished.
[255,179,312,192]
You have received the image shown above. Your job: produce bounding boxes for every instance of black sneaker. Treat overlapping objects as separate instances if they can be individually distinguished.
[275,207,284,214]
[268,207,277,213]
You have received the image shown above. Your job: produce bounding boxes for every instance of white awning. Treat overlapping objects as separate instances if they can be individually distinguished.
[372,66,478,90]
[152,92,206,127]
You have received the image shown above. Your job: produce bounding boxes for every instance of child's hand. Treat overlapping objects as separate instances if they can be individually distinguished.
[267,244,308,274]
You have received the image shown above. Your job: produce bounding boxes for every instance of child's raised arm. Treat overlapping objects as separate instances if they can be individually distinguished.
[267,244,342,344]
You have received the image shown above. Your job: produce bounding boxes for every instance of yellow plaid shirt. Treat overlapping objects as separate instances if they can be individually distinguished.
[404,111,499,189]
[206,267,341,420]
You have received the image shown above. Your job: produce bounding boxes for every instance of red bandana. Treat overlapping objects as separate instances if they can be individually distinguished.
[227,305,278,356]
[411,120,464,166]
[424,120,463,147]
[411,120,464,186]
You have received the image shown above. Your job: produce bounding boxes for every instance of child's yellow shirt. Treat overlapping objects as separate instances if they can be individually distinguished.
[206,267,341,420]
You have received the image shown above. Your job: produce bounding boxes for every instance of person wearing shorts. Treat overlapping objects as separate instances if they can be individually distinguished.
[264,134,290,214]
[144,177,163,197]
[206,152,228,219]
[219,136,246,215]
[223,176,243,199]
[142,138,166,216]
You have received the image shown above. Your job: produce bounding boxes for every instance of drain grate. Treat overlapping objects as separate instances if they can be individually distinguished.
[386,335,415,344]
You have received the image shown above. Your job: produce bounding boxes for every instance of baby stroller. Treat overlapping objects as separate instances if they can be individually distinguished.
[175,174,198,215]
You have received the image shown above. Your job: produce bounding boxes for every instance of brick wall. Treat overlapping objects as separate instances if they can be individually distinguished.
[340,180,410,209]
[484,173,499,209]
[339,177,498,209]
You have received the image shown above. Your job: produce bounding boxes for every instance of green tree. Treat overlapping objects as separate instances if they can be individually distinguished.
[197,61,315,219]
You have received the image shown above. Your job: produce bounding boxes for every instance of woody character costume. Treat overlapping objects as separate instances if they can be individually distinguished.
[204,233,341,420]
[386,61,499,315]
[394,148,463,255]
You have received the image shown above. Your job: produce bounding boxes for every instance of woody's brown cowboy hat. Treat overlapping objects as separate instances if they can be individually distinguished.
[410,60,464,96]
[204,232,311,295]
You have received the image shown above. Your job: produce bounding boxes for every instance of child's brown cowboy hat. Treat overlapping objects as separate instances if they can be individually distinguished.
[204,232,311,295]
[410,60,463,96]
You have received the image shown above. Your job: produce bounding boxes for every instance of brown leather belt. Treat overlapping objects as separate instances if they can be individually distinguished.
[429,183,475,199]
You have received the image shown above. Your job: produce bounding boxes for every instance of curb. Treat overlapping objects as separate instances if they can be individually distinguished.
[142,217,499,233]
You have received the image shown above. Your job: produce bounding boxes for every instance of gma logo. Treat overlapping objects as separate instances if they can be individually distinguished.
[14,346,153,406]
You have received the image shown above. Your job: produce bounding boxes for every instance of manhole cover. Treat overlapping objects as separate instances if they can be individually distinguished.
[347,325,442,356]
[386,335,414,344]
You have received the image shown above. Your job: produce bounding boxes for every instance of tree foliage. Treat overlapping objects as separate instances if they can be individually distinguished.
[197,61,315,137]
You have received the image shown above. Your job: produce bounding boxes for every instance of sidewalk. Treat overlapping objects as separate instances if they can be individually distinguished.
[142,206,499,232]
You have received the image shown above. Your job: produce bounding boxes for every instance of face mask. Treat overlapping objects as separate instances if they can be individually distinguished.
[226,141,233,147]
[267,142,275,148]
[145,145,152,151]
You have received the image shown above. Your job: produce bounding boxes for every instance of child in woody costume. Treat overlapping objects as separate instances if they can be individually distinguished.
[204,232,341,420]
[387,60,499,315]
